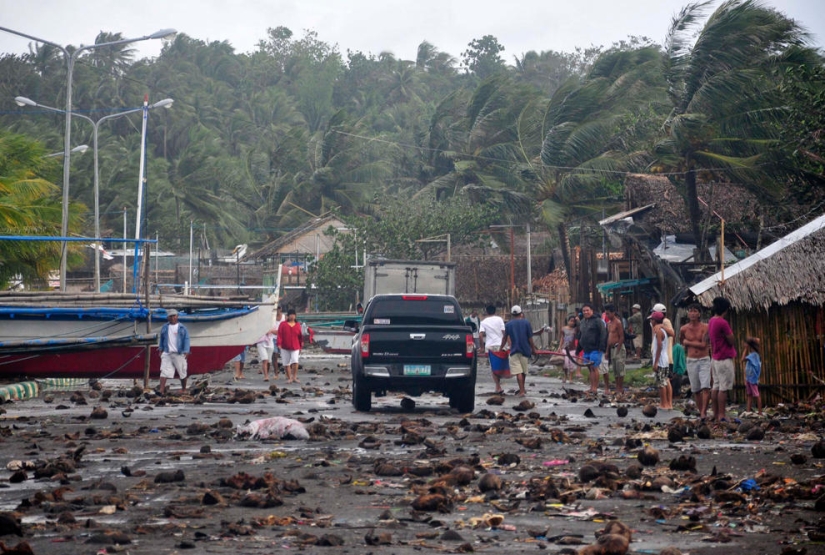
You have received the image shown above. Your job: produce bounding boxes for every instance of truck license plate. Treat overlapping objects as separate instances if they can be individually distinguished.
[404,364,431,376]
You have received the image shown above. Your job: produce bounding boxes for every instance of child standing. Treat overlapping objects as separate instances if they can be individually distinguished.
[558,315,578,383]
[742,337,763,415]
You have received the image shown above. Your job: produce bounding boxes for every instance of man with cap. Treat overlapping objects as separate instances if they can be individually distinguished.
[652,302,677,392]
[500,305,537,397]
[650,310,673,409]
[628,304,644,361]
[158,309,190,395]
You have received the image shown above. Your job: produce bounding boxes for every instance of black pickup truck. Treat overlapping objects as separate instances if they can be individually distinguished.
[350,294,477,412]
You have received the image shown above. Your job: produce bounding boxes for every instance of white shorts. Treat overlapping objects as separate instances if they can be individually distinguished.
[687,356,711,392]
[257,343,274,362]
[711,358,735,391]
[160,352,188,379]
[281,349,300,366]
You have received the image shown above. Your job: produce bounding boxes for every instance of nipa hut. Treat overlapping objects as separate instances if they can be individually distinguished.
[684,213,825,404]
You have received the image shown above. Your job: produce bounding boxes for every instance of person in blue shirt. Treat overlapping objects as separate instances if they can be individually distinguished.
[741,336,763,415]
[158,309,191,395]
[500,305,538,397]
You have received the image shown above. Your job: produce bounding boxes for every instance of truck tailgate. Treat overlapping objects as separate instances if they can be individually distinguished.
[366,327,469,362]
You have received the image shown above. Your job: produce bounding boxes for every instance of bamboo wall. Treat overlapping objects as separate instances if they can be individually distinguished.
[729,302,825,405]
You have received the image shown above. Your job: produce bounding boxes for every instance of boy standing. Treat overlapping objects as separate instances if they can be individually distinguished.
[679,303,711,419]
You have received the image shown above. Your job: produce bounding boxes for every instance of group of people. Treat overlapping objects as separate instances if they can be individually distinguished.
[471,296,762,420]
[236,305,305,384]
[155,305,307,395]
[678,297,762,421]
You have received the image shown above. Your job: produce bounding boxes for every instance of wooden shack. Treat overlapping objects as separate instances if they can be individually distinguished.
[684,213,825,404]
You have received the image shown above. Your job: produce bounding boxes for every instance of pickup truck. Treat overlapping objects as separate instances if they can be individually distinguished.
[350,294,477,412]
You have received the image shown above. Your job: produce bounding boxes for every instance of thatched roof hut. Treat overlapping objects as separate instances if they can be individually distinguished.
[683,213,825,404]
[689,214,825,310]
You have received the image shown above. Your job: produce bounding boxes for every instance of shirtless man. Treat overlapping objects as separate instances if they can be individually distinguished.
[604,304,626,397]
[679,303,711,419]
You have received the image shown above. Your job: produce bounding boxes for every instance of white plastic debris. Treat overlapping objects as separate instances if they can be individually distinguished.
[235,416,309,440]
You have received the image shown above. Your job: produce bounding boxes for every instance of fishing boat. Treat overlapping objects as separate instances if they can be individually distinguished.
[0,292,274,379]
[296,312,359,355]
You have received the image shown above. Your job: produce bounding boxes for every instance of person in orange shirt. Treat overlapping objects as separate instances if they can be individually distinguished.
[276,308,304,384]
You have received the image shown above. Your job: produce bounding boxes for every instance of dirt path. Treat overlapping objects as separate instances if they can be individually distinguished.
[0,354,822,554]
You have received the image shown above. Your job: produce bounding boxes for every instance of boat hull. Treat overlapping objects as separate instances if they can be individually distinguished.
[312,329,355,355]
[0,304,273,379]
[0,344,243,379]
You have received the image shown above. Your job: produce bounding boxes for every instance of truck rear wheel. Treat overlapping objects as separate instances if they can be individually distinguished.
[449,384,475,413]
[352,373,372,412]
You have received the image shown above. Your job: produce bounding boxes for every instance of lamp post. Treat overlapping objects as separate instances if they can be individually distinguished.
[16,96,174,292]
[44,144,89,158]
[1,26,176,291]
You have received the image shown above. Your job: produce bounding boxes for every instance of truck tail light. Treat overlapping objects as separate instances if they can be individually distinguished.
[466,334,475,358]
[360,333,370,358]
[401,295,428,300]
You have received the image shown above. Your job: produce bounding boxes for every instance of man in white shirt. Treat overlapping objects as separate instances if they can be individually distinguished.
[479,305,506,393]
[158,309,190,395]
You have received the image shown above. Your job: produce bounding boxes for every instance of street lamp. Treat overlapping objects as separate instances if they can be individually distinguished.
[44,144,89,158]
[1,26,177,291]
[16,96,174,292]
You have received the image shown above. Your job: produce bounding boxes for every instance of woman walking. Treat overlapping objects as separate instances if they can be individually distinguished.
[277,309,304,384]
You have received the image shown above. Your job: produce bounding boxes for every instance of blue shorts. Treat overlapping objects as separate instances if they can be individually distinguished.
[230,346,248,363]
[584,350,603,367]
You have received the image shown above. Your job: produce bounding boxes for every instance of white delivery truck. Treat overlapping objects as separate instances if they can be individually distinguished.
[363,259,456,300]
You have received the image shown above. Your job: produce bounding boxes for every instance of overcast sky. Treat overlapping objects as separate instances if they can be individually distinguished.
[1,0,822,64]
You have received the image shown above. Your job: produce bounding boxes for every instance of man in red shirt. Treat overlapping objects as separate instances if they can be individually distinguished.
[277,309,304,384]
[708,297,736,423]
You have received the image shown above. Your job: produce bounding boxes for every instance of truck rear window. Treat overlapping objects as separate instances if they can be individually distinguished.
[368,299,463,326]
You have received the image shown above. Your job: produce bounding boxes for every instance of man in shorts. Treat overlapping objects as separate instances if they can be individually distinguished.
[628,303,644,361]
[708,297,737,423]
[679,303,710,418]
[158,309,190,395]
[576,303,607,395]
[500,305,537,397]
[479,305,506,394]
[650,311,673,409]
[604,304,626,397]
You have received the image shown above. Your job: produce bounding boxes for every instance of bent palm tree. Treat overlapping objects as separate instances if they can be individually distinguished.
[655,0,818,258]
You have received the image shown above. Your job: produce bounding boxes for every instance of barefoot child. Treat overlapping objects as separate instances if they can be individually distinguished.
[742,337,763,415]
[558,315,578,384]
[650,311,673,410]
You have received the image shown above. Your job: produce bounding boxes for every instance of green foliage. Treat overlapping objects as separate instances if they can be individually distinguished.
[0,8,822,288]
[655,0,822,257]
[0,131,85,288]
[461,35,506,79]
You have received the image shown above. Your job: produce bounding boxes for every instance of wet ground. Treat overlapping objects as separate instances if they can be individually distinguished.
[0,351,823,554]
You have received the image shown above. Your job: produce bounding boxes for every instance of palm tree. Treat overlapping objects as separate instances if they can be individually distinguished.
[655,0,818,259]
[0,131,84,287]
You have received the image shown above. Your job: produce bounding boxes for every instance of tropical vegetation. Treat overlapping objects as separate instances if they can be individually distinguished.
[0,0,822,295]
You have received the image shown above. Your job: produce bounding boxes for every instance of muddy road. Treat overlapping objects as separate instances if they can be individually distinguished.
[0,352,823,554]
